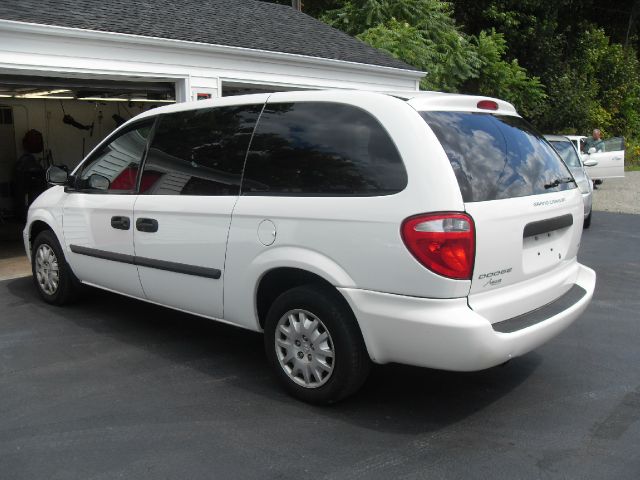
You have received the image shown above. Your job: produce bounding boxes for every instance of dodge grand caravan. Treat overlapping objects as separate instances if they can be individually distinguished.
[25,90,596,403]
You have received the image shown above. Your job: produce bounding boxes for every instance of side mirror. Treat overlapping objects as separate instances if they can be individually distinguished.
[588,147,597,154]
[583,159,598,167]
[88,174,110,191]
[46,165,69,185]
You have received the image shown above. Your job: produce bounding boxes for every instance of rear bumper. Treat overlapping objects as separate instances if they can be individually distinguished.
[339,263,596,371]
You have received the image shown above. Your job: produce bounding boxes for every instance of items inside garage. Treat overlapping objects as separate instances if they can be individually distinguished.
[0,74,175,220]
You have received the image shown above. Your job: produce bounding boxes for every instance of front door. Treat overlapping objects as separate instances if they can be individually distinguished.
[62,120,154,297]
[584,137,625,179]
[132,102,263,319]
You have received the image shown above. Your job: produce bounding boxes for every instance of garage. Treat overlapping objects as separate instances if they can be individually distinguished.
[0,0,423,219]
[0,74,178,218]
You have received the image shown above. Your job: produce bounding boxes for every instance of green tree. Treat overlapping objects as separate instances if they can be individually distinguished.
[321,0,544,110]
[322,0,480,92]
[470,30,547,118]
[539,27,640,139]
[452,1,640,134]
[267,0,640,158]
[581,28,640,136]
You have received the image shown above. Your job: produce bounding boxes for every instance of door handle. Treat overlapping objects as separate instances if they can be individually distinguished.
[111,216,130,230]
[136,217,159,233]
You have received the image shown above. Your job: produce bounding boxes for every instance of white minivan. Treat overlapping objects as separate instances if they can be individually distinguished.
[25,90,596,403]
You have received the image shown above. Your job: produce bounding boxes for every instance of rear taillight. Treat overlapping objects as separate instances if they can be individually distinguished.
[401,213,475,280]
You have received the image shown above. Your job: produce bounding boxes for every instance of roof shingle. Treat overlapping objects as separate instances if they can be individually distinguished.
[0,0,419,71]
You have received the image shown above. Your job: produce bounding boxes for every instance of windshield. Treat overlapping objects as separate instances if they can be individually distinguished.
[549,140,581,168]
[420,111,575,202]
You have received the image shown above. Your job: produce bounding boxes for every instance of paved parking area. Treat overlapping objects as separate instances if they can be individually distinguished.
[592,171,640,214]
[0,222,30,281]
[1,212,639,479]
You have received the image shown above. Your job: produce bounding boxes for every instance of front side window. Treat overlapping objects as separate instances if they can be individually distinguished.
[420,111,575,202]
[241,102,407,195]
[601,137,625,152]
[77,121,154,192]
[140,105,262,195]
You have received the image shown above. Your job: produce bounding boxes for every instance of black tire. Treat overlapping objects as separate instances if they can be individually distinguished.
[31,230,81,305]
[584,210,592,229]
[264,284,370,404]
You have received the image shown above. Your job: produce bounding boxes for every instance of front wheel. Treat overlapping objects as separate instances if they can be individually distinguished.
[31,230,81,305]
[264,285,370,404]
[584,211,592,229]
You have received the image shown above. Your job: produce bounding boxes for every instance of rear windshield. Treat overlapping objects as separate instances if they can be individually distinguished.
[549,140,581,168]
[420,112,575,202]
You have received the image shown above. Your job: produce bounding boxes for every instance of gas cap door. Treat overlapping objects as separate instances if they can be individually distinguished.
[257,219,277,246]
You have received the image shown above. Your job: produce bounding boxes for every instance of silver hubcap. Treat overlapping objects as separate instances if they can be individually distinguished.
[35,244,59,296]
[275,309,335,389]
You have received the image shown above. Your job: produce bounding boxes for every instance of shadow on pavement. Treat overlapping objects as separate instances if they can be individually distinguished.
[4,275,539,435]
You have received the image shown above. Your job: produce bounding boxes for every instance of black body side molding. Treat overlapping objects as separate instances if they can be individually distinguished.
[69,245,221,279]
[70,245,134,264]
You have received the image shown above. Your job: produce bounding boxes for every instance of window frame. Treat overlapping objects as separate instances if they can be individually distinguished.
[548,140,582,168]
[601,136,625,153]
[139,104,265,197]
[419,110,576,203]
[71,117,158,195]
[239,100,407,197]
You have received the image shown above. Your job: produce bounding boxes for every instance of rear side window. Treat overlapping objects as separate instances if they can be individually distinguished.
[420,112,575,202]
[242,102,406,195]
[141,105,262,195]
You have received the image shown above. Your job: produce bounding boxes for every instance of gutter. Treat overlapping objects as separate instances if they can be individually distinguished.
[0,19,425,82]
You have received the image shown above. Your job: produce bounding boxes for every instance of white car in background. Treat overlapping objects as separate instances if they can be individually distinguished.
[24,90,596,403]
[545,135,594,228]
[566,134,625,182]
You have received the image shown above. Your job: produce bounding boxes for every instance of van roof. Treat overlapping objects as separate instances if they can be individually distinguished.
[544,134,571,142]
[134,89,519,121]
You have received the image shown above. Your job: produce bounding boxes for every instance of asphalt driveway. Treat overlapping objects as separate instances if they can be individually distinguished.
[592,171,640,214]
[1,212,639,479]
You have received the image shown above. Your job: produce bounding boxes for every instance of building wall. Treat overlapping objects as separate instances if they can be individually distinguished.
[0,20,422,102]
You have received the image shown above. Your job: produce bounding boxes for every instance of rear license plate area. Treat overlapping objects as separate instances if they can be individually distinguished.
[522,214,574,274]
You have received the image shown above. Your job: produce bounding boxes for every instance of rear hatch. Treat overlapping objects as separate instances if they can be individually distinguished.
[420,109,584,323]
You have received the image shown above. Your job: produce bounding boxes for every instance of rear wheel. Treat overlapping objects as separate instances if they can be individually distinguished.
[584,211,592,229]
[31,230,81,305]
[264,284,370,404]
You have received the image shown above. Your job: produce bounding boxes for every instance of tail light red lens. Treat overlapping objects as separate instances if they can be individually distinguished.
[477,100,499,110]
[401,213,475,280]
